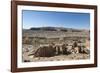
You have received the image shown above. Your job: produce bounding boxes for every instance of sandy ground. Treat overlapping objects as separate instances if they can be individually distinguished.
[22,51,90,62]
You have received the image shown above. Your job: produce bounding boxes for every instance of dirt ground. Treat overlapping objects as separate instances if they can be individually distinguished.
[23,51,90,62]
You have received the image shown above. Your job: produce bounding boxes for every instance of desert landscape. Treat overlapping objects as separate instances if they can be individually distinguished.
[22,27,90,62]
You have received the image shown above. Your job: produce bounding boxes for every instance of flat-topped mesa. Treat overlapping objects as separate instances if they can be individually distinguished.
[23,27,89,39]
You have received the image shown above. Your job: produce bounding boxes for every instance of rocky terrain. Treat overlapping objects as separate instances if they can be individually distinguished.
[22,27,90,62]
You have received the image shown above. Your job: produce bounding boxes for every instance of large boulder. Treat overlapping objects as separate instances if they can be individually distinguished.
[34,45,56,57]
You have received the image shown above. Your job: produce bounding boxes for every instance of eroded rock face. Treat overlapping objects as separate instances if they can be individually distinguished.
[27,41,90,58]
[34,45,56,57]
[33,44,71,57]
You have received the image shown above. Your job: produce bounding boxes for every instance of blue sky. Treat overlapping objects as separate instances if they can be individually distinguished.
[22,10,90,29]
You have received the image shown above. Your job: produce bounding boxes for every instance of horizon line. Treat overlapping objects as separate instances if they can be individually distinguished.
[22,26,90,30]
